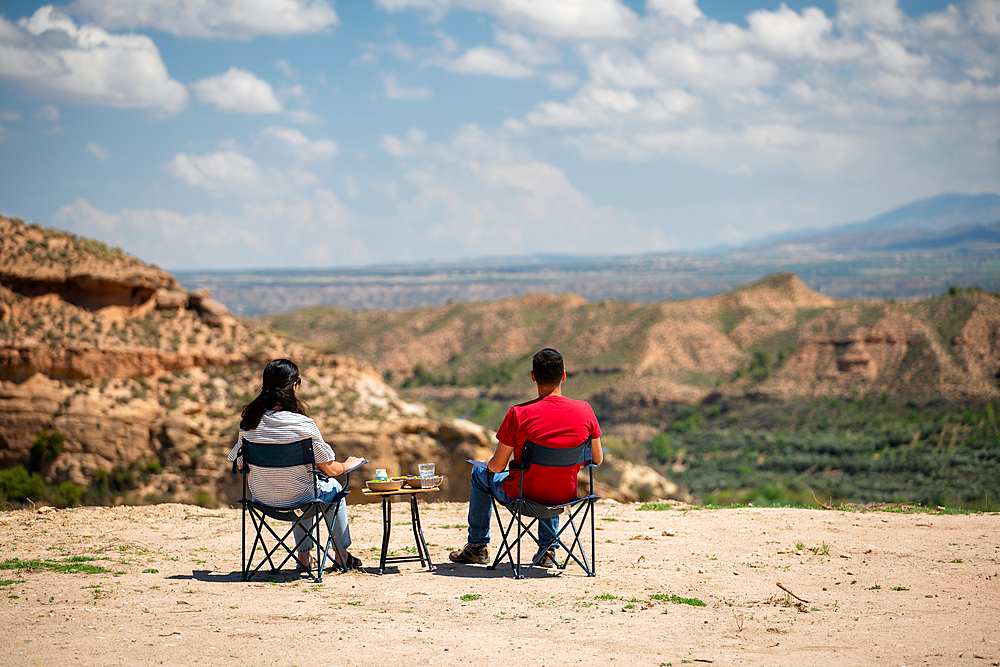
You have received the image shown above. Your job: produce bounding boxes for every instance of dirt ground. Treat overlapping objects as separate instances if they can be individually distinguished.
[1,499,998,667]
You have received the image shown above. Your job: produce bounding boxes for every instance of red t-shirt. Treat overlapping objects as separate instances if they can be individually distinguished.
[497,394,602,505]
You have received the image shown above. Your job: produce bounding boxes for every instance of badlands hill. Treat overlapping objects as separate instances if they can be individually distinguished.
[268,272,1000,419]
[0,216,682,507]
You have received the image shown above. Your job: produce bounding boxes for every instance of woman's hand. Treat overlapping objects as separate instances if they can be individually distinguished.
[342,456,365,472]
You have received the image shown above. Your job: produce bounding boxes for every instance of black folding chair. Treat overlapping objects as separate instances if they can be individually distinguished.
[487,438,599,579]
[232,437,359,582]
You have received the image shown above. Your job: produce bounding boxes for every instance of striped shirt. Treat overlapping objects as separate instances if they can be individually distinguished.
[227,410,335,508]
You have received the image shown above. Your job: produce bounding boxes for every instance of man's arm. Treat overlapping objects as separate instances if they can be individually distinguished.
[485,441,515,473]
[590,437,603,466]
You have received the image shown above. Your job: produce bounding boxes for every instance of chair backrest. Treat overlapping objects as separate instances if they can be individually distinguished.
[241,438,316,468]
[519,438,592,469]
[237,438,320,506]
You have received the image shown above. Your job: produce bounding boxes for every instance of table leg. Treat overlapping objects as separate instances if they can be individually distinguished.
[409,493,434,570]
[379,495,392,575]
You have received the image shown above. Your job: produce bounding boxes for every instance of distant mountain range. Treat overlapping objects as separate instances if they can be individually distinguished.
[177,192,1000,314]
[737,192,1000,255]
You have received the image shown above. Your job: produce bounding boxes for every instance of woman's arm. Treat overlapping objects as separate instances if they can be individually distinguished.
[316,456,365,477]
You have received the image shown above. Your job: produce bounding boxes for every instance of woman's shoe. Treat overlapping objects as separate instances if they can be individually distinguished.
[335,552,363,571]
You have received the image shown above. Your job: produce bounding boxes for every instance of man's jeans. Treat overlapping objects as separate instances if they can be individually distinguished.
[467,465,558,549]
[294,477,351,553]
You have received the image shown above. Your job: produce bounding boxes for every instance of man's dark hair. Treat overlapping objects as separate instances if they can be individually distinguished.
[532,348,564,386]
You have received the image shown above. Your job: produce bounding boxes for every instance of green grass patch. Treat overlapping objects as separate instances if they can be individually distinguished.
[649,593,706,607]
[460,593,482,601]
[638,503,672,511]
[0,556,110,574]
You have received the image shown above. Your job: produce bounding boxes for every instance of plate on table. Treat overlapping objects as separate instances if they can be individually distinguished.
[405,475,443,488]
[366,479,405,492]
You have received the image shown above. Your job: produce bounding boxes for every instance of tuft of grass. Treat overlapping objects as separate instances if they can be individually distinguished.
[594,593,617,600]
[638,503,672,511]
[649,593,706,607]
[460,593,482,601]
[0,556,109,574]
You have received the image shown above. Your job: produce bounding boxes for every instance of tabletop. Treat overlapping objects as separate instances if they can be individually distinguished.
[361,486,441,497]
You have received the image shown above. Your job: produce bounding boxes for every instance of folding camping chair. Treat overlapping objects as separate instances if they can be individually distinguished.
[487,438,599,579]
[232,437,359,582]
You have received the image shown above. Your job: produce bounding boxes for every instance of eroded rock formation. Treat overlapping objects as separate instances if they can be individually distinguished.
[0,216,680,507]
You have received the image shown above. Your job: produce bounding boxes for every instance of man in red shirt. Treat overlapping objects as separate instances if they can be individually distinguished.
[450,348,603,567]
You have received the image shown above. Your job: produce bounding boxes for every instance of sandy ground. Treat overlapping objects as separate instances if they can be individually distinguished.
[1,498,998,667]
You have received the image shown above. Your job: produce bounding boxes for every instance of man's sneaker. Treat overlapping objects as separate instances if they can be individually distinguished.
[534,548,559,568]
[449,543,489,564]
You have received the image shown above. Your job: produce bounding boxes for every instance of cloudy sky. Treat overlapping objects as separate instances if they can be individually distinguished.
[0,0,997,270]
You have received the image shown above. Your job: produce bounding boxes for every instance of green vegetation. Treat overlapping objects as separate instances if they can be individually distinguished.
[460,593,482,601]
[28,429,65,471]
[649,593,706,607]
[1,453,166,509]
[0,556,109,575]
[631,396,1000,510]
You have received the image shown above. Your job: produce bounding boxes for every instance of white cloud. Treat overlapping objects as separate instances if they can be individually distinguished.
[68,0,339,40]
[370,124,669,260]
[167,150,261,191]
[381,72,434,100]
[746,5,834,59]
[547,71,580,89]
[261,126,339,161]
[87,141,111,161]
[378,0,637,39]
[0,7,187,114]
[192,67,283,114]
[379,128,428,158]
[34,104,60,122]
[439,47,535,78]
[494,30,560,65]
[967,0,1000,35]
[0,109,23,122]
[836,0,906,31]
[646,41,778,89]
[53,193,367,270]
[585,49,660,89]
[647,0,703,27]
[285,109,324,124]
[526,86,696,128]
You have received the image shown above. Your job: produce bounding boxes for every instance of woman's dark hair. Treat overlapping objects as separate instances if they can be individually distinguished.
[240,358,308,431]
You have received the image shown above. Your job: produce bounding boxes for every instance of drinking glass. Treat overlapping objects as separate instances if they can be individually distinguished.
[419,463,435,488]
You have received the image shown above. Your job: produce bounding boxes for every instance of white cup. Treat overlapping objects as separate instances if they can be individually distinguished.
[375,468,388,480]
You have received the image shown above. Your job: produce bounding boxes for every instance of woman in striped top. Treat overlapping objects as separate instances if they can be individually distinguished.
[228,358,365,571]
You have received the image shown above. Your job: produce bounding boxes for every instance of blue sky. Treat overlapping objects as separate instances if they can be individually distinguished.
[0,0,997,270]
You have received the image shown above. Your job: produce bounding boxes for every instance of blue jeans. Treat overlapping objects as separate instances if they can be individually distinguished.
[294,477,351,553]
[468,466,558,549]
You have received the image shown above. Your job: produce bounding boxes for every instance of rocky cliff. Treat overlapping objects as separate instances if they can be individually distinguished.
[0,216,677,507]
